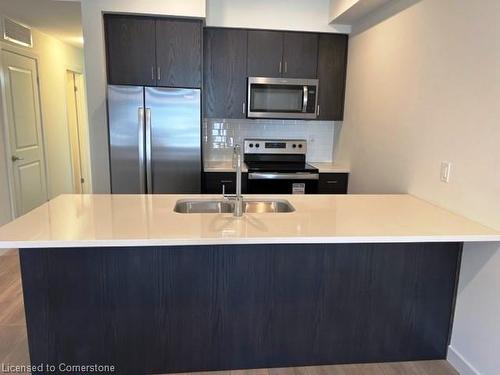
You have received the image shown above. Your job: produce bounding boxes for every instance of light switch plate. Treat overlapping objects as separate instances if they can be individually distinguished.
[440,161,451,183]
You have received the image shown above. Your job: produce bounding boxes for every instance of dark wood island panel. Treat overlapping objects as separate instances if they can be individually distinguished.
[19,242,462,374]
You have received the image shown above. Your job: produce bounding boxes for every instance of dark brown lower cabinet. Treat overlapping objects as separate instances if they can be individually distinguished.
[318,173,349,194]
[203,172,247,194]
[203,172,347,194]
[20,242,462,374]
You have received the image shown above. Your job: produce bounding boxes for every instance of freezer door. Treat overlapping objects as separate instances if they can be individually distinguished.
[107,85,146,193]
[145,87,201,193]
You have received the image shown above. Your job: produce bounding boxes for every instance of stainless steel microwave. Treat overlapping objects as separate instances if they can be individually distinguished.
[247,77,319,119]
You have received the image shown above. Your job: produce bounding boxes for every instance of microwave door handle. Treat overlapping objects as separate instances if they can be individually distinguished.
[302,86,308,113]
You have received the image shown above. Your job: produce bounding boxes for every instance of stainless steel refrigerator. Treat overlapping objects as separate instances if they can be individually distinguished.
[107,85,201,194]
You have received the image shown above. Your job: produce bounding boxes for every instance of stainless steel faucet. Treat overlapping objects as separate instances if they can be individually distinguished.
[224,144,244,217]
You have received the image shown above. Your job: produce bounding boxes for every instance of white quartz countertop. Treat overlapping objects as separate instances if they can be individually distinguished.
[0,194,498,248]
[204,160,248,172]
[203,161,349,173]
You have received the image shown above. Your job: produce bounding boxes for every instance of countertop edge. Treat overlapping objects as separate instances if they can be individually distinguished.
[5,234,500,249]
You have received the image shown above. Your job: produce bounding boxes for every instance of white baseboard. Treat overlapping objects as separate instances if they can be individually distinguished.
[448,345,481,375]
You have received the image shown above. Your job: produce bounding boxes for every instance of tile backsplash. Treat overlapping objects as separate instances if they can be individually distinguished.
[203,118,337,162]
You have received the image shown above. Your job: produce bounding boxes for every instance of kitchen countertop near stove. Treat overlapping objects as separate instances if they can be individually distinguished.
[204,160,349,173]
[0,194,499,248]
[204,160,249,172]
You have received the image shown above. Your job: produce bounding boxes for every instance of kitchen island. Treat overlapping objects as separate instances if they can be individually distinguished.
[0,194,499,374]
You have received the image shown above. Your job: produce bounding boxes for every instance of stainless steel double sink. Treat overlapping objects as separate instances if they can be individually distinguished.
[174,199,295,214]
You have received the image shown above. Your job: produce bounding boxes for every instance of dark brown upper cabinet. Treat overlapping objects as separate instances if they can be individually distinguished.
[247,30,318,79]
[105,15,156,86]
[156,19,202,88]
[204,28,248,119]
[316,34,348,121]
[104,15,202,88]
[282,32,318,78]
[247,30,283,77]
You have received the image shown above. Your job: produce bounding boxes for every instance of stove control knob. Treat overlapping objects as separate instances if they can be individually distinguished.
[292,144,297,148]
[249,143,254,148]
[298,144,303,148]
[255,143,260,148]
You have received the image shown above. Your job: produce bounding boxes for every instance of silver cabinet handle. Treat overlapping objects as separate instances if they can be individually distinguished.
[221,183,233,194]
[284,61,288,73]
[279,61,282,74]
[11,155,23,162]
[151,66,155,81]
[145,108,152,193]
[157,67,161,81]
[242,102,246,114]
[248,172,319,180]
[138,107,146,193]
[317,105,320,116]
[327,180,339,184]
[302,86,308,113]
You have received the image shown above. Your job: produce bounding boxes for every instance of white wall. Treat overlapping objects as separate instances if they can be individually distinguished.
[330,0,359,20]
[336,0,500,373]
[0,17,86,224]
[207,0,350,33]
[80,0,206,193]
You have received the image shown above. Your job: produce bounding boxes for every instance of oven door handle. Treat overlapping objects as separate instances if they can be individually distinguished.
[302,86,308,113]
[248,172,319,180]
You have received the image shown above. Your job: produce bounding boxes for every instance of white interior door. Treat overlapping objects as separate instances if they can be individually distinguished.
[2,50,48,216]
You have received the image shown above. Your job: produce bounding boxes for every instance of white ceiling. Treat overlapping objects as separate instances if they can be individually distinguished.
[0,0,83,48]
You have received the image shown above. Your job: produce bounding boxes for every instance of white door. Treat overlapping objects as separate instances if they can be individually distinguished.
[2,50,48,216]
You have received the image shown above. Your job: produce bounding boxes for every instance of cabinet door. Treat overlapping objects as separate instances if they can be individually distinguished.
[282,32,318,78]
[318,173,349,194]
[316,34,348,120]
[203,173,236,194]
[156,19,202,88]
[247,30,283,77]
[104,15,156,86]
[204,28,248,119]
[203,172,248,194]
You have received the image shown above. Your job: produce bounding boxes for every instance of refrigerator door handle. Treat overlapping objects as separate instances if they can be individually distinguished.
[145,108,153,194]
[138,107,146,193]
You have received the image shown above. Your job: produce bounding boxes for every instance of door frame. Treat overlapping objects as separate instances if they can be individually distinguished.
[66,65,92,193]
[65,68,92,193]
[0,42,49,218]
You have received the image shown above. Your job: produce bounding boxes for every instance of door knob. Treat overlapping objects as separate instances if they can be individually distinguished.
[11,155,23,162]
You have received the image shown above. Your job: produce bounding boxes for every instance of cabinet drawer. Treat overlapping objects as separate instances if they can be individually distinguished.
[203,172,247,194]
[318,173,348,194]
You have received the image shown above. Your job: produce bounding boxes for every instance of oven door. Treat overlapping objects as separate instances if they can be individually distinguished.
[247,172,319,194]
[247,77,318,119]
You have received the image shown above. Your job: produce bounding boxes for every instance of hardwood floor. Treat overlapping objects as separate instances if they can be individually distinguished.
[0,250,458,375]
[0,249,29,368]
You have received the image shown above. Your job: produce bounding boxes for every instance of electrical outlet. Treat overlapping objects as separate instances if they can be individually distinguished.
[440,162,451,183]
